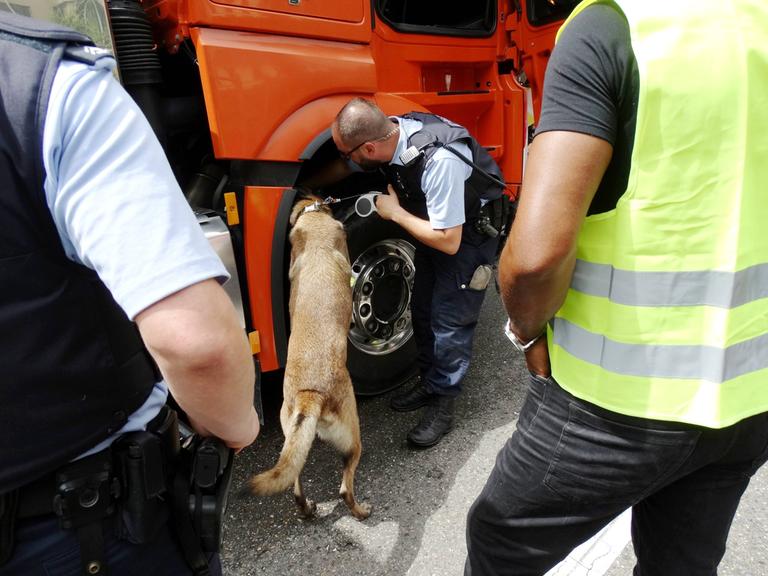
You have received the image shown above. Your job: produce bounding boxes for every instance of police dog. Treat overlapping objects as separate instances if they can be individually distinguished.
[247,195,371,520]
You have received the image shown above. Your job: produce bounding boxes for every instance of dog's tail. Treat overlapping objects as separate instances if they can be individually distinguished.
[248,390,323,495]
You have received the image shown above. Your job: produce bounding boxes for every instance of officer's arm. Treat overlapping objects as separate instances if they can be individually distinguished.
[500,131,612,341]
[135,279,260,450]
[390,210,462,254]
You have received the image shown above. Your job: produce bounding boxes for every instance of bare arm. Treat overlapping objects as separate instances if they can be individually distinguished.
[376,185,462,254]
[135,279,260,450]
[501,131,612,373]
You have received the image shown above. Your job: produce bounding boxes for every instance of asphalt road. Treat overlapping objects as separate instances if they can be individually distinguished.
[221,290,768,576]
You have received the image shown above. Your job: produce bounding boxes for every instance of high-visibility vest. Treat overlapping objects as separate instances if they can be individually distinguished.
[549,0,768,428]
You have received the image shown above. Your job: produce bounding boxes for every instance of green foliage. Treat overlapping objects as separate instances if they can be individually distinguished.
[52,0,113,51]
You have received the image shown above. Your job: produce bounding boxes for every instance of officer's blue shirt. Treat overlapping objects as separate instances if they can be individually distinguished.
[391,116,472,230]
[42,57,229,457]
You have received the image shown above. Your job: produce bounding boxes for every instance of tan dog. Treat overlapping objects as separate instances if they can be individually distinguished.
[247,195,371,520]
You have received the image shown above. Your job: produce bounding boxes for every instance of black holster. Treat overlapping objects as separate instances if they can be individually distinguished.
[172,435,234,576]
[112,406,180,544]
[474,194,514,240]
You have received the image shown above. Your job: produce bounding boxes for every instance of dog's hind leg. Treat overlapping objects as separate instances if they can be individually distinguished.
[339,442,371,520]
[293,476,317,518]
[279,401,317,517]
[321,390,371,520]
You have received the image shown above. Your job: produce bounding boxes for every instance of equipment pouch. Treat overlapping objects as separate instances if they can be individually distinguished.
[113,431,170,544]
[467,265,493,291]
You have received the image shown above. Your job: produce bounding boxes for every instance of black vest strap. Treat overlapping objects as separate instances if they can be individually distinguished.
[384,112,505,224]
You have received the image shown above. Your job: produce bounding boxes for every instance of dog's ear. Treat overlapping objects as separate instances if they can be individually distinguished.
[289,225,306,247]
[289,202,304,227]
[294,185,314,200]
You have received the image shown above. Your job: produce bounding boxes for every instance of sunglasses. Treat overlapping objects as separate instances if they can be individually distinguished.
[339,126,399,161]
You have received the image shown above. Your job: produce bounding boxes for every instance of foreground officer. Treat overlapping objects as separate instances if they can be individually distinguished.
[332,98,507,447]
[0,11,259,575]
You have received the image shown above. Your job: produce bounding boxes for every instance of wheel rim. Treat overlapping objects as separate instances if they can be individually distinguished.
[349,239,416,356]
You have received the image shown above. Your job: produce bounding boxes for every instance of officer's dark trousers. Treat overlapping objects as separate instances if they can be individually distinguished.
[412,233,498,397]
[465,374,768,576]
[0,513,220,575]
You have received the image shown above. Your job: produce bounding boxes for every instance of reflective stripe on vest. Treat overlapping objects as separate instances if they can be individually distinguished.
[553,318,768,383]
[549,0,768,428]
[570,260,768,308]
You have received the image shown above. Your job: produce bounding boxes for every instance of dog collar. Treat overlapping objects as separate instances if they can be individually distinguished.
[299,202,323,216]
[297,196,340,220]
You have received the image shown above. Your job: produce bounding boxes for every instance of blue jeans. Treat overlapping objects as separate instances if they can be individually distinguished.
[411,234,498,396]
[465,375,768,576]
[0,513,220,575]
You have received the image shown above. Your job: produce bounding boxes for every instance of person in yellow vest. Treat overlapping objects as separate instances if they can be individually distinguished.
[465,0,768,574]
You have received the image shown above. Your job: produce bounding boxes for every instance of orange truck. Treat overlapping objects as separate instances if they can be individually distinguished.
[23,0,577,395]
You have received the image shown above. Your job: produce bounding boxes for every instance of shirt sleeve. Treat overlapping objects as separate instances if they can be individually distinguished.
[421,142,472,229]
[43,60,229,320]
[535,4,630,145]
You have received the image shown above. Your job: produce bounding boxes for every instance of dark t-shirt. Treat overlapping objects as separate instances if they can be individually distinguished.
[535,4,639,215]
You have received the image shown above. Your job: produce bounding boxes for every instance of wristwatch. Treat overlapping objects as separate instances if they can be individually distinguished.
[504,319,544,353]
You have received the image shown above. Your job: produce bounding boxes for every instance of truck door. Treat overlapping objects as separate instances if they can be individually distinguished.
[503,0,579,125]
[496,0,578,188]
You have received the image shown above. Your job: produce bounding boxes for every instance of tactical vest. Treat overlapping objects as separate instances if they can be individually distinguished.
[383,112,504,226]
[0,13,157,492]
[548,0,768,428]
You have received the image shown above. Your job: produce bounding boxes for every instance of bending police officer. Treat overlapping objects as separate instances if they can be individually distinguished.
[332,98,506,447]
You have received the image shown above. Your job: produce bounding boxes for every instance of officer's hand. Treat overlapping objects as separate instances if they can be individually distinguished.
[229,407,260,453]
[375,185,402,221]
[189,406,260,453]
[524,335,551,378]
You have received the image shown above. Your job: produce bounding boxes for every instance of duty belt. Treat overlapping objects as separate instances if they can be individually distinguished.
[0,405,179,575]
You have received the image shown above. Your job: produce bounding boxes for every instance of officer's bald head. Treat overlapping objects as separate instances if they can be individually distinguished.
[334,98,394,148]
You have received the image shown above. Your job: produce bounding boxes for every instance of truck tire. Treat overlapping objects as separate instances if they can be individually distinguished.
[344,214,419,396]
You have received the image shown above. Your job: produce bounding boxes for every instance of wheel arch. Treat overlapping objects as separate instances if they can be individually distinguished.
[259,93,432,161]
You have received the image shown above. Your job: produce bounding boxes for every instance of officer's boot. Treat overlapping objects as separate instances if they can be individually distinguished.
[390,379,435,412]
[407,395,455,447]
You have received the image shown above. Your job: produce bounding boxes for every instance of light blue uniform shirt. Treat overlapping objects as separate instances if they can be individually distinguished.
[42,57,229,456]
[390,117,472,230]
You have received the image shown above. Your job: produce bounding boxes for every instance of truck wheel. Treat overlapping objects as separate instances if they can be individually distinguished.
[345,215,419,396]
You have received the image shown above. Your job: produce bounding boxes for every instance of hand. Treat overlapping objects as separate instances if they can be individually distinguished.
[228,407,260,452]
[188,406,260,452]
[375,185,402,221]
[524,335,551,378]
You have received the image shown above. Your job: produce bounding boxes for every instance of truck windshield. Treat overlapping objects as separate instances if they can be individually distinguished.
[377,0,496,37]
